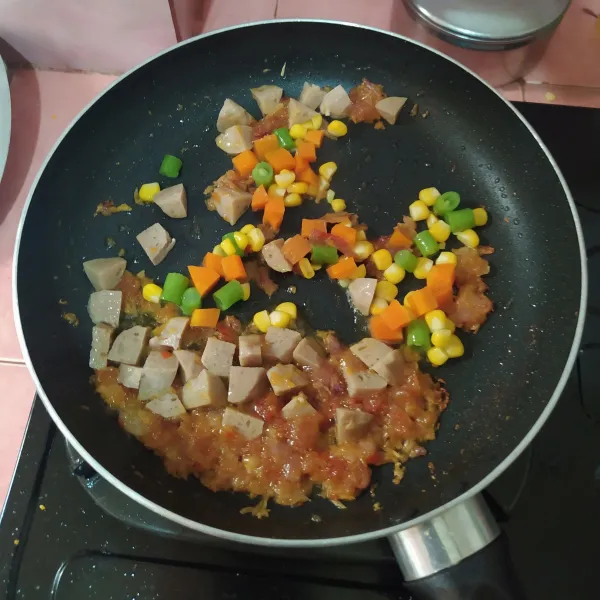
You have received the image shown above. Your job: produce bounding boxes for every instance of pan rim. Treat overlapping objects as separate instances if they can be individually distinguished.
[12,18,588,547]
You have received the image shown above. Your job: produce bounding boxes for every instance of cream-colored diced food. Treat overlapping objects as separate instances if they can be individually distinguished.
[281,392,317,420]
[201,338,236,377]
[335,408,373,444]
[89,324,114,369]
[87,290,122,328]
[107,326,149,366]
[371,350,405,385]
[267,364,309,396]
[293,337,326,369]
[221,407,264,440]
[264,327,302,363]
[146,392,186,420]
[149,317,189,350]
[227,367,267,404]
[117,364,143,389]
[182,370,227,409]
[238,334,263,367]
[138,351,179,401]
[174,349,203,383]
[350,338,392,368]
[83,257,126,291]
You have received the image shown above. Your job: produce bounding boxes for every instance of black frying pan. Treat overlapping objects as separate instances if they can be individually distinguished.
[14,21,586,599]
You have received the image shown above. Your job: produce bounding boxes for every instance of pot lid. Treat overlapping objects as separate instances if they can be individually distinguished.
[404,0,571,47]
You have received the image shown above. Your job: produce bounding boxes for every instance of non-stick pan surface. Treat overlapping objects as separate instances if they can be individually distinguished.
[15,21,585,544]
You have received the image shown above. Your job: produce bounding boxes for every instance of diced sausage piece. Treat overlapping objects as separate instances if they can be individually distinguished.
[228,367,267,404]
[136,223,176,266]
[267,364,309,396]
[83,257,126,291]
[287,98,318,128]
[238,334,262,367]
[281,392,317,420]
[87,290,122,328]
[149,317,189,350]
[342,369,387,399]
[107,326,149,365]
[264,327,302,363]
[118,364,143,389]
[182,369,227,409]
[293,337,326,369]
[146,392,186,420]
[371,349,405,386]
[217,98,253,133]
[174,349,203,383]
[375,96,407,125]
[153,183,187,219]
[221,407,264,440]
[212,187,252,226]
[251,85,283,116]
[216,125,253,155]
[261,239,292,273]
[335,408,373,444]
[348,278,377,316]
[89,324,114,369]
[138,351,179,401]
[350,337,392,368]
[319,85,352,118]
[201,337,236,377]
[299,82,326,111]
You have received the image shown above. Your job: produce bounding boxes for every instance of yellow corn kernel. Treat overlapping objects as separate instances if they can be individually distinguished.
[456,229,480,248]
[221,238,238,256]
[284,193,303,208]
[409,200,430,221]
[419,187,441,207]
[436,251,457,266]
[429,220,451,243]
[370,297,388,316]
[248,227,266,252]
[338,278,351,289]
[253,310,271,333]
[302,119,315,131]
[289,124,307,139]
[138,182,160,202]
[288,182,309,195]
[371,249,393,271]
[310,262,322,271]
[233,231,249,251]
[268,183,286,198]
[142,283,162,303]
[240,224,255,235]
[375,280,398,302]
[319,161,338,181]
[431,329,453,348]
[427,346,449,367]
[383,263,406,284]
[326,189,336,204]
[414,257,434,279]
[445,317,456,333]
[445,334,465,358]
[241,283,251,301]
[212,244,227,257]
[270,310,291,328]
[473,207,488,227]
[311,113,323,130]
[354,241,375,261]
[327,120,348,137]
[331,199,346,213]
[438,242,446,250]
[426,213,439,228]
[425,310,448,332]
[350,264,367,280]
[298,258,315,279]
[356,230,367,241]
[276,302,297,320]
[275,169,295,188]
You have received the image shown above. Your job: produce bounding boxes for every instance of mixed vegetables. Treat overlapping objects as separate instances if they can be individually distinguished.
[80,79,494,512]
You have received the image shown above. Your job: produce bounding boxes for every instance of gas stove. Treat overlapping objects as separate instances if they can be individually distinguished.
[1,102,598,600]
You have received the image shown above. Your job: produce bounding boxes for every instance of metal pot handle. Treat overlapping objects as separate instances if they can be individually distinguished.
[388,494,526,600]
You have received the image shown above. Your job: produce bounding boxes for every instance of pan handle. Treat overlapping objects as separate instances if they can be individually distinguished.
[388,494,526,600]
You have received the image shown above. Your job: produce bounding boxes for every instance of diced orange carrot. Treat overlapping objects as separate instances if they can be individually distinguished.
[232,149,258,178]
[427,264,456,307]
[251,185,270,211]
[298,167,319,197]
[294,154,309,176]
[190,308,220,328]
[221,255,247,281]
[405,287,438,317]
[369,315,404,343]
[330,223,357,246]
[380,300,414,331]
[188,265,220,297]
[296,141,317,162]
[304,129,324,148]
[301,218,327,238]
[282,235,312,265]
[253,134,280,161]
[265,148,296,173]
[388,229,413,250]
[202,252,224,277]
[327,256,357,279]
[263,197,285,232]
